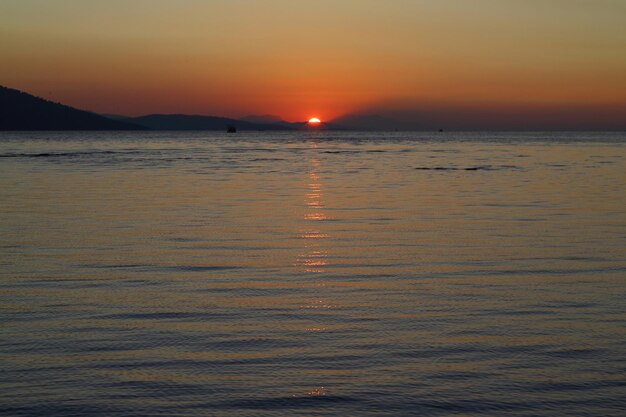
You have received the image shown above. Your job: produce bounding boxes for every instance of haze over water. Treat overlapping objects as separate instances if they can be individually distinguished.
[1,131,625,416]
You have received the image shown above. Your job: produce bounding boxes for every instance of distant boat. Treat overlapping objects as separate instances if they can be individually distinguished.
[227,125,237,133]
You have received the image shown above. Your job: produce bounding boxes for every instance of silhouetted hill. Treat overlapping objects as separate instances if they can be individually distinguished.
[124,114,294,131]
[124,114,347,131]
[0,86,145,131]
[101,114,131,121]
[330,114,411,131]
[240,114,288,125]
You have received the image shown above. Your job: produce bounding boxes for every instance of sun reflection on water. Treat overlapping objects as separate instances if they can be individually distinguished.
[295,141,337,336]
[296,149,332,273]
[291,386,327,397]
[307,386,327,396]
[302,299,335,309]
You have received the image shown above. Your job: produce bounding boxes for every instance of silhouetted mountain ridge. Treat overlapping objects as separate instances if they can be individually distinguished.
[240,114,287,124]
[119,114,347,131]
[330,114,413,131]
[123,114,292,131]
[2,85,387,131]
[0,86,145,131]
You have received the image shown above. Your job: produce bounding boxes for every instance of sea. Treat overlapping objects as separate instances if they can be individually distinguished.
[1,131,625,416]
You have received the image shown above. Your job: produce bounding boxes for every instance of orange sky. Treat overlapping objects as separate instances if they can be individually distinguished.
[1,0,625,125]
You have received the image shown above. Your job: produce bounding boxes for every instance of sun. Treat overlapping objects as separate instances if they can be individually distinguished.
[308,117,322,124]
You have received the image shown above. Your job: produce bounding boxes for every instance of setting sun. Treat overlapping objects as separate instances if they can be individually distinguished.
[308,117,321,124]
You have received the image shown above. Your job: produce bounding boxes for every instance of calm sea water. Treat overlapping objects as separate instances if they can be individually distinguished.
[1,131,625,416]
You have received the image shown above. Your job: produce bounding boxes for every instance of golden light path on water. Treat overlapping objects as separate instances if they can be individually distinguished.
[297,142,331,275]
[294,141,333,397]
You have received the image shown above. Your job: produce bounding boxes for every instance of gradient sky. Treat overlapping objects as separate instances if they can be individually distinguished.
[1,0,625,127]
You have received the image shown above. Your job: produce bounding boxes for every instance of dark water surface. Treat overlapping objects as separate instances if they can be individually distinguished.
[1,131,625,416]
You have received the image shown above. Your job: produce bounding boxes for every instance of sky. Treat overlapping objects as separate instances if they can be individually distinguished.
[1,0,625,128]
